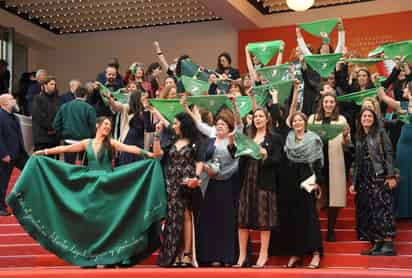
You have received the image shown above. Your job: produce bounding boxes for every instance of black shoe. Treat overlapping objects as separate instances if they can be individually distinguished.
[0,210,10,216]
[326,230,336,242]
[361,241,383,255]
[370,241,397,256]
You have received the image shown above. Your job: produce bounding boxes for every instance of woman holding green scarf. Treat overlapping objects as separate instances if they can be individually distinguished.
[270,111,324,269]
[7,117,166,268]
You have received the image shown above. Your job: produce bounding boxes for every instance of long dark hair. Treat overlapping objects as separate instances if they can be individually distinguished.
[355,108,379,140]
[249,107,273,138]
[315,92,340,121]
[174,112,200,144]
[128,90,143,116]
[145,62,161,80]
[96,116,113,163]
[175,55,190,77]
[217,52,232,73]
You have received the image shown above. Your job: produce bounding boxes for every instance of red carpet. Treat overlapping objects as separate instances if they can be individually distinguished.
[2,169,412,277]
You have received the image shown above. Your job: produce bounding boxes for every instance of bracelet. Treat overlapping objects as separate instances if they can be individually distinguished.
[140,149,149,157]
[157,52,163,56]
[44,149,48,155]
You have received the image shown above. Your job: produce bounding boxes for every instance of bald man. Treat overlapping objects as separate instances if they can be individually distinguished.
[0,94,28,216]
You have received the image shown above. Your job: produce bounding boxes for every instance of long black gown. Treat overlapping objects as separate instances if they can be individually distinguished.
[269,153,324,257]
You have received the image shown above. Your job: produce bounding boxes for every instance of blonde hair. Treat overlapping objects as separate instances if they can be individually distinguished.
[361,97,381,119]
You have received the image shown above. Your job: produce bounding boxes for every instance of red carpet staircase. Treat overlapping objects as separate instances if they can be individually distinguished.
[1,169,412,277]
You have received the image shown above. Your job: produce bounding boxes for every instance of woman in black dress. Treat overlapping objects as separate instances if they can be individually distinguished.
[350,108,397,256]
[228,107,283,268]
[215,52,241,81]
[271,111,324,269]
[157,112,205,267]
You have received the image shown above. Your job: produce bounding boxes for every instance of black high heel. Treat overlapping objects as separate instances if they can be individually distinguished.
[284,256,303,268]
[252,259,268,268]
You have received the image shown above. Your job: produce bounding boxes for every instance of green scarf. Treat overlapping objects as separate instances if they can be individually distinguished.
[234,131,262,160]
[298,18,339,37]
[187,95,228,114]
[345,58,384,66]
[246,40,284,66]
[253,80,294,106]
[256,63,290,83]
[336,88,378,106]
[181,76,210,96]
[304,53,342,78]
[180,59,210,81]
[148,99,184,122]
[285,130,324,166]
[383,41,412,62]
[307,124,345,141]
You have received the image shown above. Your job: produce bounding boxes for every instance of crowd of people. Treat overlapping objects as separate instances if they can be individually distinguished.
[0,18,411,269]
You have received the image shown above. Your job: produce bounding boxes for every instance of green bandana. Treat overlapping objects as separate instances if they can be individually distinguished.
[345,58,384,66]
[96,83,128,105]
[180,59,210,81]
[307,124,345,141]
[246,40,284,66]
[253,80,294,106]
[149,99,184,122]
[298,18,339,37]
[234,131,262,160]
[256,63,290,83]
[304,53,342,78]
[181,76,210,96]
[368,45,384,57]
[336,88,378,106]
[187,95,228,114]
[383,41,412,62]
[225,94,268,118]
[216,79,232,94]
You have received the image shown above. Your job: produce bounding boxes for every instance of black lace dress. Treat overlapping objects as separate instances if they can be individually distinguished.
[158,144,203,267]
[354,139,396,241]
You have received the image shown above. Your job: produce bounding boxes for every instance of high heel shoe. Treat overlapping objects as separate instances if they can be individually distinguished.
[252,259,268,268]
[306,253,321,269]
[284,256,303,268]
[171,256,181,267]
[232,260,247,268]
[180,253,193,267]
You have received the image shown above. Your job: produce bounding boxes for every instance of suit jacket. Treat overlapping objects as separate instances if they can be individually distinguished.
[32,92,60,145]
[0,108,27,161]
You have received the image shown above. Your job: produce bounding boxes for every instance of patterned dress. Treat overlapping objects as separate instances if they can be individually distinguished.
[158,144,200,266]
[355,139,396,241]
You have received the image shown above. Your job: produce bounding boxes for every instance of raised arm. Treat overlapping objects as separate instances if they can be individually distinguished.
[377,86,401,111]
[228,94,242,128]
[286,80,300,127]
[275,44,284,66]
[111,139,157,158]
[245,46,258,83]
[296,27,312,56]
[335,18,345,54]
[153,41,170,72]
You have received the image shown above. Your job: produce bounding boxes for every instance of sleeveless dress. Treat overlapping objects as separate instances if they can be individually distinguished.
[7,139,166,267]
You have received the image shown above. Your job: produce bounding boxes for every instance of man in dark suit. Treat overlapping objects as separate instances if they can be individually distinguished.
[0,94,28,216]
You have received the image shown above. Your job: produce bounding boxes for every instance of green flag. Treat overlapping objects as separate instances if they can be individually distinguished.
[234,131,262,160]
[256,63,290,83]
[307,124,345,141]
[180,59,210,81]
[187,95,228,114]
[149,99,184,123]
[96,83,114,106]
[336,88,378,106]
[383,41,412,62]
[304,53,342,78]
[298,18,339,37]
[246,40,284,66]
[253,80,294,106]
[110,90,128,104]
[345,58,384,66]
[181,76,210,96]
[368,45,385,57]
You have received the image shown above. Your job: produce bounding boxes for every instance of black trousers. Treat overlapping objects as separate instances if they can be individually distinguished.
[0,154,28,209]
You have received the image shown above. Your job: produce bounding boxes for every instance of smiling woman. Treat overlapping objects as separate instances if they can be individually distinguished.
[7,116,167,267]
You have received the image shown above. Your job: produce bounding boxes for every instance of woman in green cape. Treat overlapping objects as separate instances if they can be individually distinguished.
[7,117,166,267]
